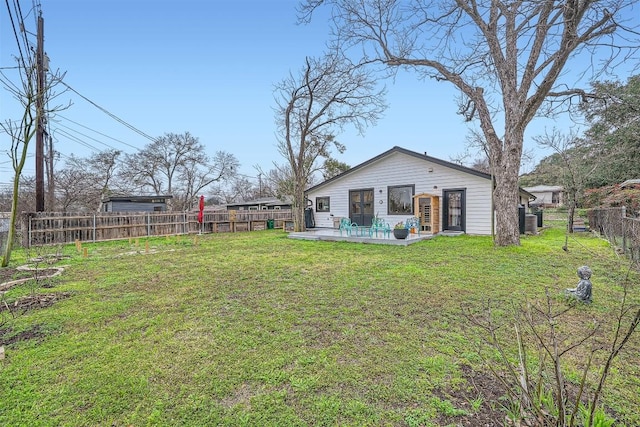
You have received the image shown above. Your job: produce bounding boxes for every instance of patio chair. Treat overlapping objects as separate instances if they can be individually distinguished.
[370,217,391,238]
[339,217,354,236]
[405,216,421,235]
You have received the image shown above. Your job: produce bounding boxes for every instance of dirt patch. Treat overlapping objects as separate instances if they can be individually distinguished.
[0,263,72,351]
[0,267,27,283]
[0,267,64,291]
[435,364,508,426]
[0,291,73,315]
[0,324,49,346]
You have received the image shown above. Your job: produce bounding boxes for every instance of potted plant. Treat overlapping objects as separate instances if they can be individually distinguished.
[393,222,409,239]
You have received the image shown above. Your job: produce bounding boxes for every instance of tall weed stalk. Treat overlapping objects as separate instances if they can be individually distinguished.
[463,264,639,426]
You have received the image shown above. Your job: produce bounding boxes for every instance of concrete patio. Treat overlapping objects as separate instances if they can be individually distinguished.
[287,227,434,246]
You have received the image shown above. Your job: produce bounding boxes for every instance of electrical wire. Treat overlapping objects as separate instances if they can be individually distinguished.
[14,0,32,52]
[55,114,141,150]
[4,0,28,69]
[59,81,157,143]
[52,127,102,152]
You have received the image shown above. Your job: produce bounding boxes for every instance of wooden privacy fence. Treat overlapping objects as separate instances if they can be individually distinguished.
[588,207,640,263]
[20,210,293,247]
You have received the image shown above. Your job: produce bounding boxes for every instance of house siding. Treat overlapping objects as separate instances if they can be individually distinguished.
[529,191,562,207]
[306,151,493,235]
[107,201,167,212]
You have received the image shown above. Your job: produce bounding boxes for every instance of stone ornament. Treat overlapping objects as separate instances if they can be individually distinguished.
[565,265,593,304]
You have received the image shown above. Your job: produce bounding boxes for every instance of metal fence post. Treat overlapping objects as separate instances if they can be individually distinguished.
[622,206,627,254]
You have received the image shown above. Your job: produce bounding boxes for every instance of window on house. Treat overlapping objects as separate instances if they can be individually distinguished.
[552,192,560,204]
[316,197,330,212]
[388,185,414,215]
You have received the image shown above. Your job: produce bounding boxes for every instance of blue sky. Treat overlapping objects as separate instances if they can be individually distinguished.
[1,1,636,190]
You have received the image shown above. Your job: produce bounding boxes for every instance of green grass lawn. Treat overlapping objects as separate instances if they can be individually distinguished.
[1,226,639,426]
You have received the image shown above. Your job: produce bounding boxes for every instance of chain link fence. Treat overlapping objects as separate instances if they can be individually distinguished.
[588,207,640,264]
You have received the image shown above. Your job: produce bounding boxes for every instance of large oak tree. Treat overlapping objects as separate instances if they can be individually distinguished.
[300,0,639,245]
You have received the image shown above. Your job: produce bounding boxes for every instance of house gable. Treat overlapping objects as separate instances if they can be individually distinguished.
[306,146,491,194]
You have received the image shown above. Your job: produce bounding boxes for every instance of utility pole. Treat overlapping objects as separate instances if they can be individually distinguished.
[46,134,55,210]
[35,14,45,212]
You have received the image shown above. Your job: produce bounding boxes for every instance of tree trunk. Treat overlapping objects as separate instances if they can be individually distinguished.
[1,176,21,267]
[493,167,521,246]
[492,129,524,246]
[293,183,306,232]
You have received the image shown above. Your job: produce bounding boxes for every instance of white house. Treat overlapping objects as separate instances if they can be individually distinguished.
[523,185,564,208]
[305,146,531,236]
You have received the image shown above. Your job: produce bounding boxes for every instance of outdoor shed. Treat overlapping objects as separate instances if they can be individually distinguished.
[101,195,173,213]
[305,146,531,236]
[225,197,292,211]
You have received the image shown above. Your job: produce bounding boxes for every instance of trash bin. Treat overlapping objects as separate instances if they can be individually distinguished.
[304,208,315,228]
[525,214,537,234]
[534,209,543,227]
[267,219,274,229]
[518,205,526,234]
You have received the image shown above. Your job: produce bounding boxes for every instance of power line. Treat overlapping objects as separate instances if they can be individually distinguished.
[59,81,157,143]
[55,114,141,151]
[52,127,102,152]
[4,0,28,69]
[14,0,32,50]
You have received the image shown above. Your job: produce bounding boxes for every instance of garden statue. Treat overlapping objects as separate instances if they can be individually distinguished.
[565,265,593,304]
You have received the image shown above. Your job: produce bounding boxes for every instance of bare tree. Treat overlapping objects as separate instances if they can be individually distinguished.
[300,0,639,245]
[122,132,200,196]
[54,167,93,212]
[274,53,386,231]
[55,149,125,212]
[533,129,597,250]
[213,176,260,204]
[178,150,238,210]
[121,132,238,210]
[1,56,66,266]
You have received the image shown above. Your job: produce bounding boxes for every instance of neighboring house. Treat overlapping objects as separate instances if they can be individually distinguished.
[101,195,173,213]
[225,197,292,211]
[305,146,532,235]
[523,185,564,208]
